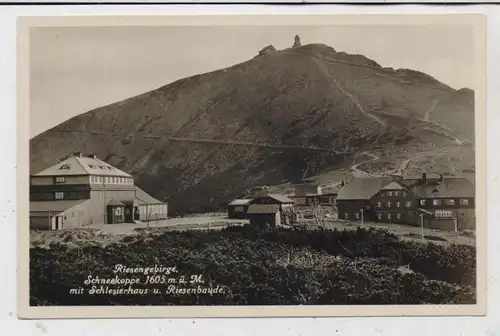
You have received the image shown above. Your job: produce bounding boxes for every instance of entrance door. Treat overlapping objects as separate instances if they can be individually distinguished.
[133,207,140,221]
[125,206,133,222]
[56,216,64,230]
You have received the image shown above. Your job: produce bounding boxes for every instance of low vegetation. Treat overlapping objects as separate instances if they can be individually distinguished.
[30,226,476,306]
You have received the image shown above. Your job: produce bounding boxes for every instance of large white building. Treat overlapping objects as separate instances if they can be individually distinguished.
[30,152,168,230]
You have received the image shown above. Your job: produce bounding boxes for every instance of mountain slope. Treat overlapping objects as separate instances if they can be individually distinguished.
[30,43,475,214]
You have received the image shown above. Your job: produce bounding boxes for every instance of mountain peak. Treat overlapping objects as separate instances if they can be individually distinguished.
[31,40,475,213]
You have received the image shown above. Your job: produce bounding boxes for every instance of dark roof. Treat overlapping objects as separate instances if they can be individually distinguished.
[228,199,253,206]
[107,199,125,206]
[400,177,474,198]
[30,200,88,213]
[135,187,164,204]
[255,194,295,204]
[337,177,394,200]
[121,199,137,206]
[246,204,280,214]
[306,192,337,197]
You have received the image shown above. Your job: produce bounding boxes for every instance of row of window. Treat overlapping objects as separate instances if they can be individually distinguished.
[376,199,470,208]
[345,212,409,220]
[90,175,134,185]
[87,164,115,171]
[59,164,117,172]
[379,191,408,197]
[376,213,405,221]
[376,201,413,208]
[31,191,87,201]
[52,175,134,185]
[420,199,469,206]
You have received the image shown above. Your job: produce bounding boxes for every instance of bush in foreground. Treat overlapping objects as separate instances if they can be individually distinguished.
[30,227,476,306]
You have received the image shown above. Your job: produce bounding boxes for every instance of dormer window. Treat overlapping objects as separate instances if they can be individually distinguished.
[98,165,106,169]
[88,165,96,169]
[59,164,70,170]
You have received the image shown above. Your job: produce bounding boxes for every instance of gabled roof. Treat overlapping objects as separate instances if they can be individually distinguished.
[107,199,125,206]
[256,194,295,204]
[400,177,474,198]
[33,155,132,178]
[228,199,253,206]
[246,204,280,214]
[380,181,406,191]
[337,177,394,200]
[135,186,163,204]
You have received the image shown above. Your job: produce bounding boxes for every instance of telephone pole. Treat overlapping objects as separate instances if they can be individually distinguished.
[420,213,424,239]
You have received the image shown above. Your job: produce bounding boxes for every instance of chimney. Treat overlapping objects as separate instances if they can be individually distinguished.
[73,152,83,157]
[421,172,427,183]
[87,154,97,159]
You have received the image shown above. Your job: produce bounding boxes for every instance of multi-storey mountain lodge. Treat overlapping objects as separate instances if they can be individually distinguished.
[29,152,168,230]
[337,173,475,231]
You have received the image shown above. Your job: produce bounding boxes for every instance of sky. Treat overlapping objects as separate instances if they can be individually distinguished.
[30,24,475,138]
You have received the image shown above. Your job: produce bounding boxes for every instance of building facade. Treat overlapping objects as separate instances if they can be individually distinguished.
[337,174,475,231]
[305,193,338,206]
[336,177,394,222]
[227,199,252,219]
[400,174,475,230]
[370,181,419,225]
[250,194,295,225]
[246,204,282,228]
[30,152,168,230]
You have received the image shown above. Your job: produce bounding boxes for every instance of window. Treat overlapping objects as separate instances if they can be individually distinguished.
[105,177,109,184]
[460,199,469,206]
[388,191,393,196]
[59,164,70,170]
[55,176,65,184]
[435,210,453,218]
[420,199,426,206]
[355,212,360,219]
[344,213,348,220]
[396,201,401,208]
[394,191,400,196]
[402,192,407,197]
[55,192,64,200]
[405,201,412,208]
[446,199,455,206]
[396,213,401,220]
[377,202,382,208]
[387,201,391,208]
[432,199,441,206]
[377,213,382,220]
[387,213,391,220]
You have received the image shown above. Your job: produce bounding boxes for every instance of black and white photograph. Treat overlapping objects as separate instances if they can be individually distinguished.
[17,14,486,318]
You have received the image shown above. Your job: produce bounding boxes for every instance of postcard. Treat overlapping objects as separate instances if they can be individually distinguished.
[17,13,487,318]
